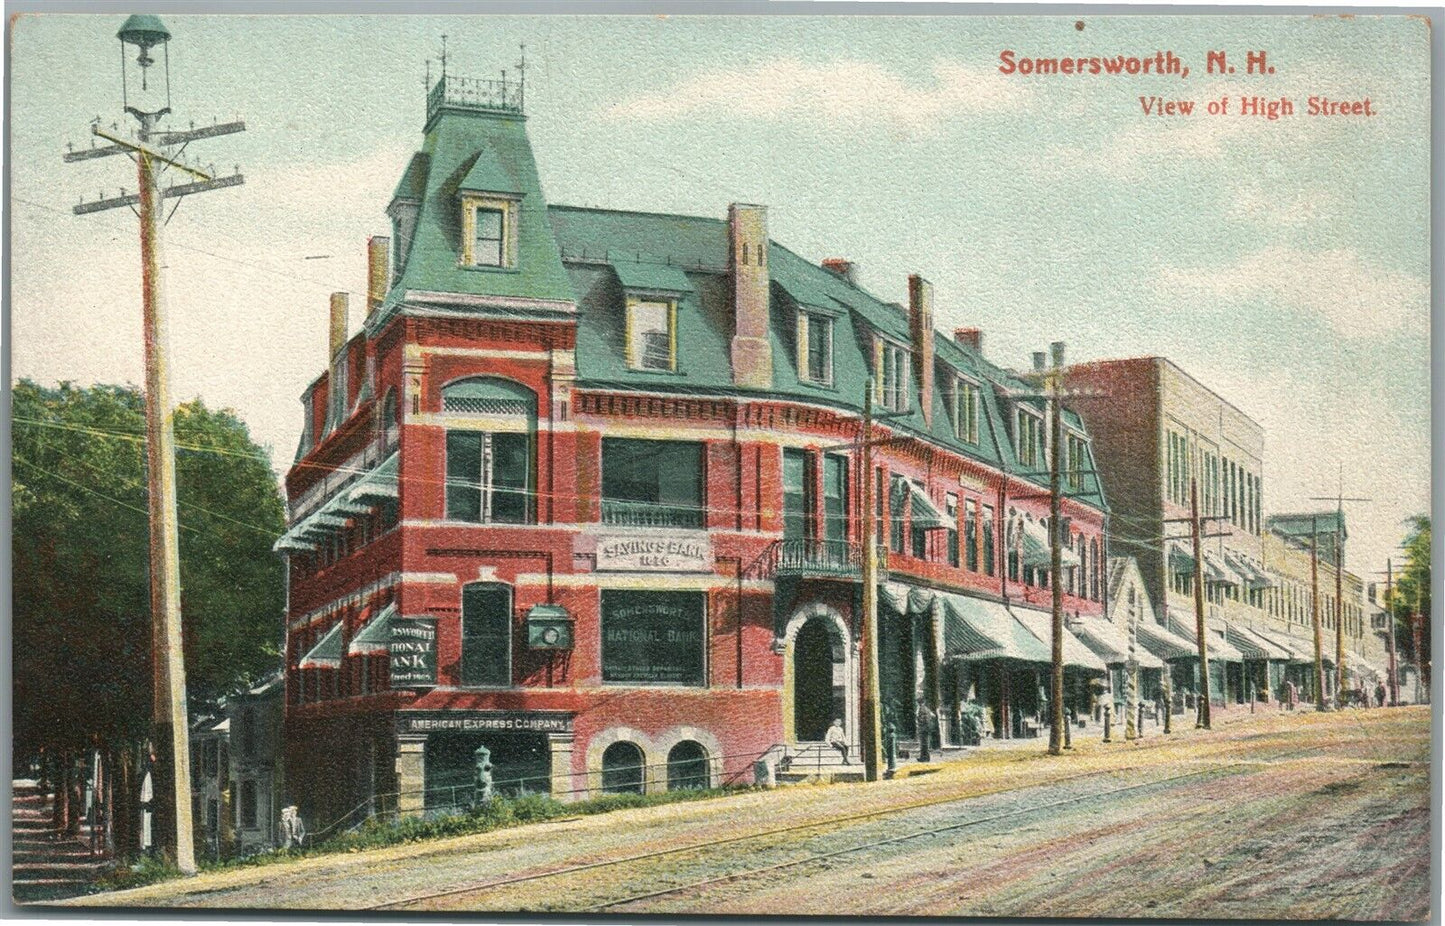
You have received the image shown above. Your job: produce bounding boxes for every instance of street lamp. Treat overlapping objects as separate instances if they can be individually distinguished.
[118,14,172,131]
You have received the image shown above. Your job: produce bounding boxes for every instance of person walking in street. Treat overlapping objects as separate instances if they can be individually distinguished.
[824,718,849,765]
[1375,680,1387,707]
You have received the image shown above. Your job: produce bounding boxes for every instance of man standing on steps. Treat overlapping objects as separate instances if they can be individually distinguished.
[825,719,850,765]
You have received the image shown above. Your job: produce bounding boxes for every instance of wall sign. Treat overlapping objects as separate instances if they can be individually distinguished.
[396,710,574,735]
[389,617,438,688]
[601,590,706,686]
[596,534,713,573]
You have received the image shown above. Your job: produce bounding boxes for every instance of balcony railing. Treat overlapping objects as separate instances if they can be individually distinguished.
[765,538,865,579]
[601,499,704,530]
[427,73,524,123]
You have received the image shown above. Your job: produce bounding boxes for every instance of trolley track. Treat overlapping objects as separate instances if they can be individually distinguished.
[369,737,1326,912]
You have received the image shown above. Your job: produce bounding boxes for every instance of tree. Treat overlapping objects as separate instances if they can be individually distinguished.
[1389,516,1431,687]
[12,380,285,850]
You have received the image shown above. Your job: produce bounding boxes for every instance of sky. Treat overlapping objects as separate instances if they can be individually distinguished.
[8,13,1431,584]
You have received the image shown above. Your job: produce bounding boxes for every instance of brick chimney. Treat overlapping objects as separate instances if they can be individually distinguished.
[366,236,390,320]
[729,203,772,390]
[821,258,857,285]
[329,292,349,359]
[908,275,934,427]
[955,327,983,355]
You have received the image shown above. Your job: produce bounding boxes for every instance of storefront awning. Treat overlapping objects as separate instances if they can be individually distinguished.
[1249,627,1316,665]
[1136,619,1199,661]
[1165,610,1246,662]
[1019,518,1081,568]
[1224,551,1275,590]
[878,581,912,615]
[274,451,400,553]
[1167,541,1234,584]
[1225,623,1292,661]
[907,482,954,531]
[1071,617,1165,669]
[940,594,1051,665]
[1010,607,1108,672]
[298,621,344,670]
[348,603,396,656]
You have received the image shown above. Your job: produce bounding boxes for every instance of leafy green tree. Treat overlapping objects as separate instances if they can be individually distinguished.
[1388,516,1431,686]
[12,380,285,773]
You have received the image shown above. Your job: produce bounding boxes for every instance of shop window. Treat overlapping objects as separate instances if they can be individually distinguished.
[461,583,512,688]
[666,741,710,791]
[601,439,704,528]
[601,741,645,794]
[783,449,815,543]
[601,590,705,686]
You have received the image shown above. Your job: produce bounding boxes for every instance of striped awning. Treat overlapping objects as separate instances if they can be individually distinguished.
[1136,619,1199,661]
[1249,627,1317,665]
[348,603,396,656]
[1166,610,1246,662]
[940,594,1051,665]
[1072,618,1164,669]
[1018,518,1081,568]
[1168,542,1236,585]
[298,621,344,670]
[1225,624,1292,661]
[1010,607,1108,672]
[273,451,399,553]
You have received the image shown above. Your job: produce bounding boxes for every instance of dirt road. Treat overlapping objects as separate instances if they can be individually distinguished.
[64,706,1432,919]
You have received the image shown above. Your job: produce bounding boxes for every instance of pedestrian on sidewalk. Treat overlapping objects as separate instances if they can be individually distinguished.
[825,719,849,764]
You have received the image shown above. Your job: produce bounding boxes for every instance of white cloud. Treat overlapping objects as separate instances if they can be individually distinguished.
[601,58,1033,133]
[1156,246,1428,338]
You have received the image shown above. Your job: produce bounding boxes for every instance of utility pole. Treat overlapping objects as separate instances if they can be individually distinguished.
[858,388,883,782]
[63,16,245,875]
[1190,479,1211,729]
[1046,342,1067,756]
[1386,559,1400,706]
[1309,476,1370,709]
[1311,517,1327,712]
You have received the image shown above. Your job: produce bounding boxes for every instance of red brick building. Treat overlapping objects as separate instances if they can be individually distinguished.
[276,67,1110,828]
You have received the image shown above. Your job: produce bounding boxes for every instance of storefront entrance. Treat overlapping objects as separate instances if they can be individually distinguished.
[794,617,845,742]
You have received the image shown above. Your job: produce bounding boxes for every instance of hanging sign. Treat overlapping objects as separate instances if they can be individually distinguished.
[389,617,438,688]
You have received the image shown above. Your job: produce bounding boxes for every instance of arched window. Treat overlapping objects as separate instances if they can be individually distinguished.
[601,741,645,794]
[443,378,535,524]
[461,582,512,688]
[666,741,710,791]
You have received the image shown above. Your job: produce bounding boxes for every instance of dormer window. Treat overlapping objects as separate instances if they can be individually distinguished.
[1016,407,1045,469]
[947,375,980,444]
[797,310,833,386]
[1064,430,1089,491]
[460,194,518,269]
[874,337,910,412]
[626,296,676,371]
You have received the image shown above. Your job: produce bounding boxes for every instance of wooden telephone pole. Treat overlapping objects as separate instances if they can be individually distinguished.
[1308,477,1371,708]
[1386,560,1400,706]
[1310,517,1327,712]
[1046,342,1067,756]
[858,389,883,782]
[63,16,244,874]
[1190,479,1211,729]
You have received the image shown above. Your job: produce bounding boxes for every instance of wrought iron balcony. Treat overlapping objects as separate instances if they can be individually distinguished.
[427,73,524,123]
[601,499,704,530]
[766,538,866,579]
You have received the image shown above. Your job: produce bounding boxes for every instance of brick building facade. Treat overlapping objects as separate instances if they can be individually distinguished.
[275,67,1109,829]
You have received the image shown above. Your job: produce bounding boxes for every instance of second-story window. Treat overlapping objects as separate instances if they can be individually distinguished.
[602,438,704,528]
[797,311,833,385]
[889,476,907,555]
[964,500,978,571]
[981,504,995,576]
[783,449,815,542]
[823,454,849,544]
[442,378,535,525]
[626,297,676,371]
[946,494,960,568]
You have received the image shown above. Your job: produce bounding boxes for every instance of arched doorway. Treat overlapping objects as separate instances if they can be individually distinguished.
[794,617,844,742]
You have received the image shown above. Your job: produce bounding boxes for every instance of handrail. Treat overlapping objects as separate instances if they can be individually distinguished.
[309,744,786,842]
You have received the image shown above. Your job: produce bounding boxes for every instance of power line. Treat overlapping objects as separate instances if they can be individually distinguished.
[13,454,197,534]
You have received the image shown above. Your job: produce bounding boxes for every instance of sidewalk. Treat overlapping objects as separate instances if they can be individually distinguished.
[11,779,110,905]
